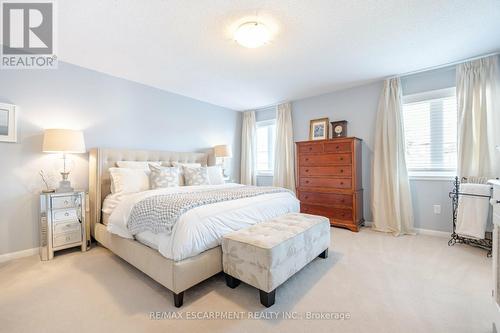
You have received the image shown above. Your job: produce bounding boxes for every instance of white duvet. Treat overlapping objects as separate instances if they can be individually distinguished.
[106,184,299,261]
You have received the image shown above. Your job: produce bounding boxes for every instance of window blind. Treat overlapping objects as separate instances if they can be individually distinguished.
[403,89,457,173]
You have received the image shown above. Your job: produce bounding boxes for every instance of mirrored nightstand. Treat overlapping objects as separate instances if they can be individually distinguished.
[39,191,88,260]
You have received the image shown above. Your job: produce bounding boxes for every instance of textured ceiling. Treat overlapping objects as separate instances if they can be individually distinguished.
[58,0,500,110]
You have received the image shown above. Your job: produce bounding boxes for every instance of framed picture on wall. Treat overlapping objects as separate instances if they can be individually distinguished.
[0,103,17,143]
[309,117,329,141]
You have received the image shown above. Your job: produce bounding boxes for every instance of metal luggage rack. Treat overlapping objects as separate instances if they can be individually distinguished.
[448,176,494,257]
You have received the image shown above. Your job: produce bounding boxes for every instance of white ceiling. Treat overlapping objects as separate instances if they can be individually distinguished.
[59,0,500,110]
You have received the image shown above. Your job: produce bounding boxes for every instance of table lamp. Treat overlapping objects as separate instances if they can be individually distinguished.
[213,144,232,177]
[42,129,86,192]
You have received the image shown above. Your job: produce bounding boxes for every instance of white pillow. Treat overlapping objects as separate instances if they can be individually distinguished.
[183,166,210,186]
[109,167,150,194]
[207,165,225,185]
[116,161,160,169]
[171,162,202,185]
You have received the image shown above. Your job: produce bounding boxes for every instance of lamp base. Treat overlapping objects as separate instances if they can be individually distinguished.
[56,180,74,193]
[56,172,73,193]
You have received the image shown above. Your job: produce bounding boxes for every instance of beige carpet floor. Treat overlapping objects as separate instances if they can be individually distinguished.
[0,227,495,333]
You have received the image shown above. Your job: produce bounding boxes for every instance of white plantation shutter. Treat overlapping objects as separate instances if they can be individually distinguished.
[402,88,457,174]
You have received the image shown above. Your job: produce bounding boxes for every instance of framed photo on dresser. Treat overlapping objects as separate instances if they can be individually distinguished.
[309,117,329,141]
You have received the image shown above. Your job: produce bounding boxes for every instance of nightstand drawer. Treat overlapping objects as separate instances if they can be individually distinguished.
[53,231,81,247]
[52,196,78,209]
[53,209,78,222]
[53,221,81,235]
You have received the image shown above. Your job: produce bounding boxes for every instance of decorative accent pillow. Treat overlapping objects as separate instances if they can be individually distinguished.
[109,167,150,195]
[149,164,180,189]
[207,165,225,185]
[171,162,202,185]
[183,166,210,186]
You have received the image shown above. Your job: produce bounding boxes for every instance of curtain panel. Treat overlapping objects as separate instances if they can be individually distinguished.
[372,78,415,236]
[457,55,499,178]
[240,111,257,185]
[273,103,296,191]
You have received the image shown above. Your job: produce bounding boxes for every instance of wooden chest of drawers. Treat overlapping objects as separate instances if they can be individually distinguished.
[296,138,364,232]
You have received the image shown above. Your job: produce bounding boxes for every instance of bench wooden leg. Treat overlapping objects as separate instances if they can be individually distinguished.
[318,249,328,259]
[224,273,241,289]
[259,289,276,307]
[173,292,184,308]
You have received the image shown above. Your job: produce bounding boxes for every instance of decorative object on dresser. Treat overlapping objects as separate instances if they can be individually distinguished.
[330,120,348,138]
[39,191,88,260]
[0,103,17,143]
[296,137,364,231]
[309,117,329,141]
[42,129,86,192]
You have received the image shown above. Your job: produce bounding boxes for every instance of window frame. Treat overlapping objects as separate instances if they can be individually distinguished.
[402,87,457,180]
[255,119,276,176]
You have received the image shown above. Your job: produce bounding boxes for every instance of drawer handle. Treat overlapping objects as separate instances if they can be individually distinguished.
[305,180,310,184]
[336,145,340,149]
[64,200,69,205]
[341,199,345,203]
[305,169,309,172]
[305,158,309,161]
[305,196,309,200]
[340,157,344,161]
[340,169,344,173]
[308,147,312,151]
[340,182,344,185]
[64,212,69,216]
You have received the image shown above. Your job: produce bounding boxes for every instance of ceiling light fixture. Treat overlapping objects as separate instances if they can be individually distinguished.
[234,21,271,48]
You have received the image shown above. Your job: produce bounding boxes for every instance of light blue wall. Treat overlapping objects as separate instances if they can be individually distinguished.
[292,68,458,232]
[0,62,241,255]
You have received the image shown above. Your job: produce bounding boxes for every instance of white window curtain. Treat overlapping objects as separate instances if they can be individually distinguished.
[457,55,499,178]
[372,78,415,236]
[240,111,257,185]
[273,102,296,191]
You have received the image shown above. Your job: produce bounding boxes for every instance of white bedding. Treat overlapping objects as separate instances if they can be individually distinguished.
[105,184,299,261]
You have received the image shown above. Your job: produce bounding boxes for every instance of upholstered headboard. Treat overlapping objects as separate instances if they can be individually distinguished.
[88,148,212,237]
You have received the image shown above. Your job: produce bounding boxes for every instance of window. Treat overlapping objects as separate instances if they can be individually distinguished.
[402,88,457,177]
[256,119,276,175]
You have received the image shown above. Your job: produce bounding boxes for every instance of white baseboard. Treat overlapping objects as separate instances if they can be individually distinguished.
[363,221,449,238]
[0,248,38,263]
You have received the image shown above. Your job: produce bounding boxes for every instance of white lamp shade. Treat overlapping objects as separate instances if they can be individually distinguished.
[42,129,86,153]
[214,145,231,158]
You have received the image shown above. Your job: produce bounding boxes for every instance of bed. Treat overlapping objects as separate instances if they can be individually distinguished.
[88,148,299,307]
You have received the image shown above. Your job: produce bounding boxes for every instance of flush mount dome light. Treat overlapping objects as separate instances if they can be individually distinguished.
[234,21,271,48]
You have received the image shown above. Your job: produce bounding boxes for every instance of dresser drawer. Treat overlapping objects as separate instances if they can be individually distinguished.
[298,143,323,154]
[324,141,351,153]
[52,209,78,222]
[52,196,78,209]
[300,177,352,189]
[53,231,81,248]
[299,192,352,207]
[53,221,81,235]
[299,153,351,166]
[301,203,353,221]
[299,166,352,177]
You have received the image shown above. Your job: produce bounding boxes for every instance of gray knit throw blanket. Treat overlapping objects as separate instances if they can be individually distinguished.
[127,186,292,235]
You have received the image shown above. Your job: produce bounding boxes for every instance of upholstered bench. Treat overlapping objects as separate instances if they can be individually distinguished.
[221,213,330,307]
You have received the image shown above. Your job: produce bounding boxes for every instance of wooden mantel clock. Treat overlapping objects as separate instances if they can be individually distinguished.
[330,120,348,138]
